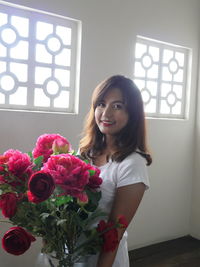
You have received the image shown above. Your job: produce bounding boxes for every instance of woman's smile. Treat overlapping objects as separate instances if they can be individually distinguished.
[101,120,115,127]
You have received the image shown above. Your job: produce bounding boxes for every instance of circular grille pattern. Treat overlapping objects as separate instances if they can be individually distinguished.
[45,34,63,55]
[0,72,18,94]
[43,77,61,98]
[141,53,153,69]
[0,24,19,47]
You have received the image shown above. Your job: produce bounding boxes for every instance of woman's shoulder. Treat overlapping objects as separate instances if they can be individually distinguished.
[119,151,146,166]
[115,151,150,188]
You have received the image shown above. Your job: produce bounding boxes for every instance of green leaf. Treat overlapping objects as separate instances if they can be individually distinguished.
[40,212,51,220]
[88,169,95,176]
[0,183,14,194]
[85,189,101,206]
[54,195,72,206]
[33,156,44,170]
[82,209,107,228]
[27,151,33,160]
[57,219,67,227]
[73,212,85,228]
[71,150,76,155]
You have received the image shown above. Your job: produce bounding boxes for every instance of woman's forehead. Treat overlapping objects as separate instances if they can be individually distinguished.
[101,87,124,101]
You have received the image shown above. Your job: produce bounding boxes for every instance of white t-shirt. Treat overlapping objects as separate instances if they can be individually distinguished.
[87,152,150,267]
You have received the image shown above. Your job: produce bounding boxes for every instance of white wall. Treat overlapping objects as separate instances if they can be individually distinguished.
[0,0,199,266]
[191,34,200,238]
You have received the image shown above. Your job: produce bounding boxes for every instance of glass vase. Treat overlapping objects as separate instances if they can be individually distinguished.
[35,253,88,267]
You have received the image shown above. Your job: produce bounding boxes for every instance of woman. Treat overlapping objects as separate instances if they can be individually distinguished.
[79,75,152,267]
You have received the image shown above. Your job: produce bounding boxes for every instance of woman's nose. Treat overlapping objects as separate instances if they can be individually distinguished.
[102,105,112,118]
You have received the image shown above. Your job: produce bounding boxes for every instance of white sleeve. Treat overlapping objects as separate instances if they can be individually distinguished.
[116,153,150,189]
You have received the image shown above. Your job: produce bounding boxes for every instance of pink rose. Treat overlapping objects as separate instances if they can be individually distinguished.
[43,154,90,201]
[33,134,72,162]
[2,227,36,255]
[0,192,18,218]
[27,171,55,203]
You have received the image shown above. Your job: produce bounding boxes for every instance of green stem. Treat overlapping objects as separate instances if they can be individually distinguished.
[80,206,89,214]
[48,258,55,267]
[74,222,119,254]
[0,220,13,224]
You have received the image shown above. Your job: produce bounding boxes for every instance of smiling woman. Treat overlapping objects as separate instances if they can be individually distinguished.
[79,75,152,267]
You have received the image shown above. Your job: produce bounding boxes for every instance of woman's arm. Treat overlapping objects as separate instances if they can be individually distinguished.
[96,182,146,267]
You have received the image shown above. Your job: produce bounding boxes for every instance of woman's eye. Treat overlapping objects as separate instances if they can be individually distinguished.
[97,102,105,108]
[113,103,123,109]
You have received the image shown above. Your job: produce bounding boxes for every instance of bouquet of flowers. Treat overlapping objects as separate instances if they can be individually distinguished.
[0,134,127,267]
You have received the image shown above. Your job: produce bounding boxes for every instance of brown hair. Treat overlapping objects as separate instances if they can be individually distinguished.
[79,75,152,165]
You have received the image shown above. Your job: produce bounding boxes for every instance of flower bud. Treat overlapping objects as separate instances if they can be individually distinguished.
[52,139,70,154]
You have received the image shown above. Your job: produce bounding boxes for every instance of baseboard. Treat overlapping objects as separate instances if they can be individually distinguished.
[128,235,200,261]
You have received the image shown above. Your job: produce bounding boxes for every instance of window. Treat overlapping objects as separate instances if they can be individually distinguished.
[133,36,191,119]
[0,2,81,113]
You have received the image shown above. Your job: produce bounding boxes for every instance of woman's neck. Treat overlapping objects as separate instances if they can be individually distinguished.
[93,140,116,167]
[104,135,116,152]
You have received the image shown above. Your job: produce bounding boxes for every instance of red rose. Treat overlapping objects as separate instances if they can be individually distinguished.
[87,166,102,189]
[88,175,102,189]
[2,227,36,255]
[0,192,18,218]
[97,220,119,252]
[118,215,128,228]
[27,171,55,203]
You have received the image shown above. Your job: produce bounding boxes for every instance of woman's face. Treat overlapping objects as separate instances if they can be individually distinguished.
[95,88,129,137]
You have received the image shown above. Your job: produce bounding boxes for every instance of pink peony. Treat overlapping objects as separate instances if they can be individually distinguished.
[0,192,18,218]
[4,150,32,175]
[1,150,32,186]
[33,134,72,163]
[43,154,90,201]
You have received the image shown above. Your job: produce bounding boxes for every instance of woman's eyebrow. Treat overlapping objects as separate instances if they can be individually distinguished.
[111,100,125,104]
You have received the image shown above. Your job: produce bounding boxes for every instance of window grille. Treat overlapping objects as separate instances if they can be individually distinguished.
[0,2,81,113]
[133,36,190,119]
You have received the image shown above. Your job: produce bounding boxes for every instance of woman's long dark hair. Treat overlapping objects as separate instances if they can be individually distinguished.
[79,75,152,165]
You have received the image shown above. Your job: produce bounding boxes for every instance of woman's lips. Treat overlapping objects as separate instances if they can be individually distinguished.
[101,121,114,127]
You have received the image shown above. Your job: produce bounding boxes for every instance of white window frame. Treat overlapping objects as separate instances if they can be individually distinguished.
[133,35,191,119]
[0,1,81,114]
